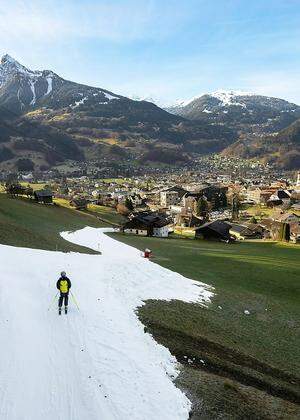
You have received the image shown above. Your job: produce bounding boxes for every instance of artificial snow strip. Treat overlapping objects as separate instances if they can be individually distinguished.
[0,227,212,420]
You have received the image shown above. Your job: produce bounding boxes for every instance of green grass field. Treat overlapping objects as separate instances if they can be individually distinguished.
[0,194,105,253]
[110,233,300,418]
[53,198,125,226]
[20,182,47,190]
[0,193,299,418]
[87,203,126,225]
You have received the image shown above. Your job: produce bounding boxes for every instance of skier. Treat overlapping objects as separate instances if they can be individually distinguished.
[56,271,72,315]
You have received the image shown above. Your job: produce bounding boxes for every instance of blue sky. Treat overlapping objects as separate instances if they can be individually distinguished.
[1,0,300,104]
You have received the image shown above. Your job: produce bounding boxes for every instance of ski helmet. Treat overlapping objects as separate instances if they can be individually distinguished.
[61,271,66,277]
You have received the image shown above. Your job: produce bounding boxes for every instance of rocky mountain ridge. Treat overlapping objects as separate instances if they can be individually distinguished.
[0,56,299,171]
[166,90,300,135]
[0,55,236,171]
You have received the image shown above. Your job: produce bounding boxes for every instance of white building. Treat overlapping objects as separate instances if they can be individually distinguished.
[160,191,179,207]
[153,226,169,237]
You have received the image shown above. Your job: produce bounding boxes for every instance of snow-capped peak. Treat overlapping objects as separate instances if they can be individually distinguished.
[130,95,157,104]
[0,53,43,88]
[1,54,36,75]
[0,54,59,108]
[165,96,201,109]
[209,89,255,105]
[1,54,17,65]
[168,89,257,109]
[174,98,195,107]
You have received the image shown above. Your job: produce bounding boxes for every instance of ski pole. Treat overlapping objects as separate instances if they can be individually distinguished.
[70,291,80,311]
[47,292,59,311]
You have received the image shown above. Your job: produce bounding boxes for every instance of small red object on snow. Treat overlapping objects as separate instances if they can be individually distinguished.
[144,248,152,259]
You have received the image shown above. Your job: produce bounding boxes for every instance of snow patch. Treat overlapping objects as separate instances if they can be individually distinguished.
[0,227,213,420]
[103,92,119,101]
[173,96,200,107]
[29,79,36,105]
[17,88,24,109]
[210,90,255,106]
[71,96,88,108]
[167,89,256,110]
[45,76,52,96]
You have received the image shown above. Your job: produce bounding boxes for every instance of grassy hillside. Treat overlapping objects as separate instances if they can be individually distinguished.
[110,233,300,418]
[53,198,126,226]
[0,193,106,253]
[222,118,300,170]
[0,193,298,417]
[87,203,127,225]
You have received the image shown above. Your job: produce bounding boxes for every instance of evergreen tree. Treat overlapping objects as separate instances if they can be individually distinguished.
[196,196,209,221]
[220,191,227,208]
[232,194,240,220]
[125,197,134,211]
[213,191,227,210]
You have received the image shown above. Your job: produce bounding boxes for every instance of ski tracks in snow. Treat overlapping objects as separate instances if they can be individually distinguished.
[0,227,213,420]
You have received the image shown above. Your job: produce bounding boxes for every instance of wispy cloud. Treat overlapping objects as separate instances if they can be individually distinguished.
[0,0,300,104]
[0,0,191,43]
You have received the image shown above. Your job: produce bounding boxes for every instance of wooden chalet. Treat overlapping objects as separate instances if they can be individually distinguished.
[34,189,53,204]
[70,198,88,210]
[123,213,170,237]
[259,219,291,241]
[195,220,233,242]
[229,223,263,240]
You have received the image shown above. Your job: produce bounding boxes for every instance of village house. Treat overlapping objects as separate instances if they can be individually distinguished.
[272,212,300,224]
[198,184,228,207]
[128,193,144,207]
[70,198,88,210]
[181,193,199,213]
[122,213,170,237]
[34,189,53,204]
[175,213,203,228]
[195,220,233,242]
[160,191,179,207]
[291,203,300,211]
[246,187,273,205]
[290,223,300,243]
[259,219,291,241]
[169,204,184,215]
[229,223,264,240]
[267,189,291,207]
[163,186,187,198]
[182,184,227,212]
[259,191,274,205]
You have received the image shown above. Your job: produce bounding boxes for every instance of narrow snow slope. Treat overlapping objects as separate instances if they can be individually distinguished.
[0,227,212,420]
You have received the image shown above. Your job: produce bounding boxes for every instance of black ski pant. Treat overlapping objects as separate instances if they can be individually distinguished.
[58,292,69,308]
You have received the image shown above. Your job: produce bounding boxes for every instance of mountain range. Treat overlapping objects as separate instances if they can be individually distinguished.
[166,90,300,135]
[166,90,300,169]
[0,54,299,171]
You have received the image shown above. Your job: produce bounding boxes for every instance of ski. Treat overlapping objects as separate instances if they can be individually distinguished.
[65,307,68,314]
